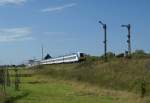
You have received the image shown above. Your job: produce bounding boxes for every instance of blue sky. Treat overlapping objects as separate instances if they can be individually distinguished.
[0,0,149,64]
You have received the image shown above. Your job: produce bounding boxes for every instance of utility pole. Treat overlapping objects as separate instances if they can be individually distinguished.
[41,44,44,60]
[121,24,131,57]
[99,21,107,61]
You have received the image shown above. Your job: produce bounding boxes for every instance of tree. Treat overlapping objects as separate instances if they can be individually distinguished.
[132,49,147,58]
[107,52,115,58]
[134,50,146,55]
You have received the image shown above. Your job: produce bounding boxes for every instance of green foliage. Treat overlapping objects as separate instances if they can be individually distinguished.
[134,50,146,55]
[107,52,115,58]
[85,56,100,62]
[100,52,116,60]
[132,50,148,58]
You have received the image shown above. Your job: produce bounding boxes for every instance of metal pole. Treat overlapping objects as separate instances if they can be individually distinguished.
[99,21,107,61]
[42,44,44,60]
[121,24,132,57]
[104,24,107,61]
[128,24,131,55]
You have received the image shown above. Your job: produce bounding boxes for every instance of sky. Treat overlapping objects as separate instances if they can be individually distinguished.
[0,0,149,64]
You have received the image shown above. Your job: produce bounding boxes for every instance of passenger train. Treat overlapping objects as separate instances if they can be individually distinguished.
[27,52,86,67]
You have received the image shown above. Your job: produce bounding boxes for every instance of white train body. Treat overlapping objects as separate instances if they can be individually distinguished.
[40,53,78,64]
[27,52,85,67]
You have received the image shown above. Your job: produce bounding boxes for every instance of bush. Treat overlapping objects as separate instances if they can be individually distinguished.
[85,56,100,62]
[132,49,148,58]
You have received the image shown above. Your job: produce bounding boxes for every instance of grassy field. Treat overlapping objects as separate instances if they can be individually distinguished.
[3,75,147,103]
[36,58,150,93]
[1,57,150,103]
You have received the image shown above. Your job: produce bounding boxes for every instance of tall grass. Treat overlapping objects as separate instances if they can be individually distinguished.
[35,58,150,96]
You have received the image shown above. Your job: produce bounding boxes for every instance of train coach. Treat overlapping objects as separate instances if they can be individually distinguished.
[27,52,86,67]
[40,52,86,65]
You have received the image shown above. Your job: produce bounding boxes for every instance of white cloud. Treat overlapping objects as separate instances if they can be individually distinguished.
[41,3,76,12]
[0,0,27,5]
[0,27,34,42]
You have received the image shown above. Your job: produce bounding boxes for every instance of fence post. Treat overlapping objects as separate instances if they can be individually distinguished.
[0,69,6,95]
[141,78,146,98]
[6,67,11,87]
[15,68,20,91]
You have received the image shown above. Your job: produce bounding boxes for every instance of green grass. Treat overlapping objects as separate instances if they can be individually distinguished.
[36,58,150,92]
[5,76,116,103]
[1,58,150,103]
[0,95,5,103]
[5,75,145,103]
